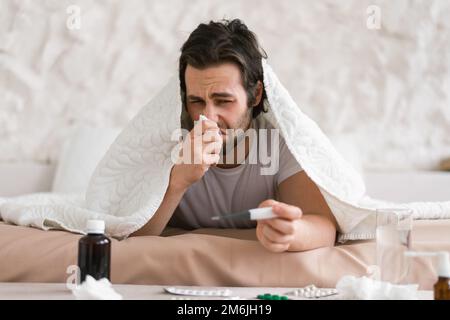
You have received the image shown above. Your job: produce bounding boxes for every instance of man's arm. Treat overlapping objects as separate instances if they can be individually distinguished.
[130,170,187,237]
[256,171,337,252]
[278,170,337,251]
[131,118,222,237]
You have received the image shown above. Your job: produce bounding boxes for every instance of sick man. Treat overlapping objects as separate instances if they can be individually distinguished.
[132,19,337,252]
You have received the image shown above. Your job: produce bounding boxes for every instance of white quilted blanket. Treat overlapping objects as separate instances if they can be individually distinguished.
[1,60,449,241]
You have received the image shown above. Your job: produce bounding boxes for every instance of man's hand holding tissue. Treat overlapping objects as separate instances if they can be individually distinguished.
[170,118,222,192]
[131,118,222,237]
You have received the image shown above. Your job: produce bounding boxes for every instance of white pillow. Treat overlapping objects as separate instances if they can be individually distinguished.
[52,125,121,194]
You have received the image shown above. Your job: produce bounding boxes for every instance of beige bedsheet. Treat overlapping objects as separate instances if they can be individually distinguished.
[1,220,449,289]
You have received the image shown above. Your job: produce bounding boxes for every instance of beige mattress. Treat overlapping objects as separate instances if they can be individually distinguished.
[1,220,449,289]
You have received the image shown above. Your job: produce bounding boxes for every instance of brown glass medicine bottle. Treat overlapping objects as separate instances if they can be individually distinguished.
[434,252,450,300]
[77,220,111,283]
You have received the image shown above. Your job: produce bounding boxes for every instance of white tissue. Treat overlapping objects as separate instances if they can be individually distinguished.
[71,275,123,300]
[336,275,419,300]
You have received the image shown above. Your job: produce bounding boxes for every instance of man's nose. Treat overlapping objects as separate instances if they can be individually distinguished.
[203,104,219,123]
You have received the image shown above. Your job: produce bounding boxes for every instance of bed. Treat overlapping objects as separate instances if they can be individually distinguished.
[0,163,449,289]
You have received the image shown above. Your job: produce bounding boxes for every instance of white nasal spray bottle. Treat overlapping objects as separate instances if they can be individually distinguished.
[404,251,450,300]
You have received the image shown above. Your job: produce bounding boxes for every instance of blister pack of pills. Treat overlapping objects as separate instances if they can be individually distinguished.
[164,287,233,297]
[285,285,338,299]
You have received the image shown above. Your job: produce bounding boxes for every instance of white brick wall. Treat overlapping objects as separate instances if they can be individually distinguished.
[1,0,449,170]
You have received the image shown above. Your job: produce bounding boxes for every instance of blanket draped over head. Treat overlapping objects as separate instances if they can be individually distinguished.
[1,60,449,242]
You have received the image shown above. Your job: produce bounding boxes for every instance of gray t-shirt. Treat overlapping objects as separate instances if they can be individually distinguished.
[168,115,303,229]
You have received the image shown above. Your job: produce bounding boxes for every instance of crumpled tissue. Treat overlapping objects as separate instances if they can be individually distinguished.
[71,275,123,300]
[336,275,419,300]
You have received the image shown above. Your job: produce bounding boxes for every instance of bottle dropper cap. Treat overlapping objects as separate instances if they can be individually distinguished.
[86,220,105,234]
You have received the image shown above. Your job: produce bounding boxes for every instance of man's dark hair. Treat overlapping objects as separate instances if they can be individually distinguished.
[179,19,268,118]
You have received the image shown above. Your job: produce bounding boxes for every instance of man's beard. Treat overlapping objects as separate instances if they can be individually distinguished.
[220,109,252,157]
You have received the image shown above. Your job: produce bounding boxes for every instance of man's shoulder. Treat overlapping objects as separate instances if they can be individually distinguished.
[254,115,287,145]
[253,114,275,130]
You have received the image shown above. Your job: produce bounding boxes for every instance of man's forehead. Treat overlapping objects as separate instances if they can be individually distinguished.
[185,63,243,95]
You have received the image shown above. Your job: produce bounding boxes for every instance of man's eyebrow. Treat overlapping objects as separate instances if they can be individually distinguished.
[210,92,235,99]
[187,95,203,101]
[187,92,235,100]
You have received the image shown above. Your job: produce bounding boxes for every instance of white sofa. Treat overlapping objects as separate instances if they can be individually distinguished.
[1,162,449,202]
[0,163,55,197]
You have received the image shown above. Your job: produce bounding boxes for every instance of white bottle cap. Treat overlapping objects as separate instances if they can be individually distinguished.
[436,252,450,278]
[86,220,105,234]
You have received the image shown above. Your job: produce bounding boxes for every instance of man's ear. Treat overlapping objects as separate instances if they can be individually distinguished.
[252,81,263,107]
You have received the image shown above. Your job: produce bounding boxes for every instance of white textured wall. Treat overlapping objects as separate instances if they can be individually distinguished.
[1,0,449,170]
